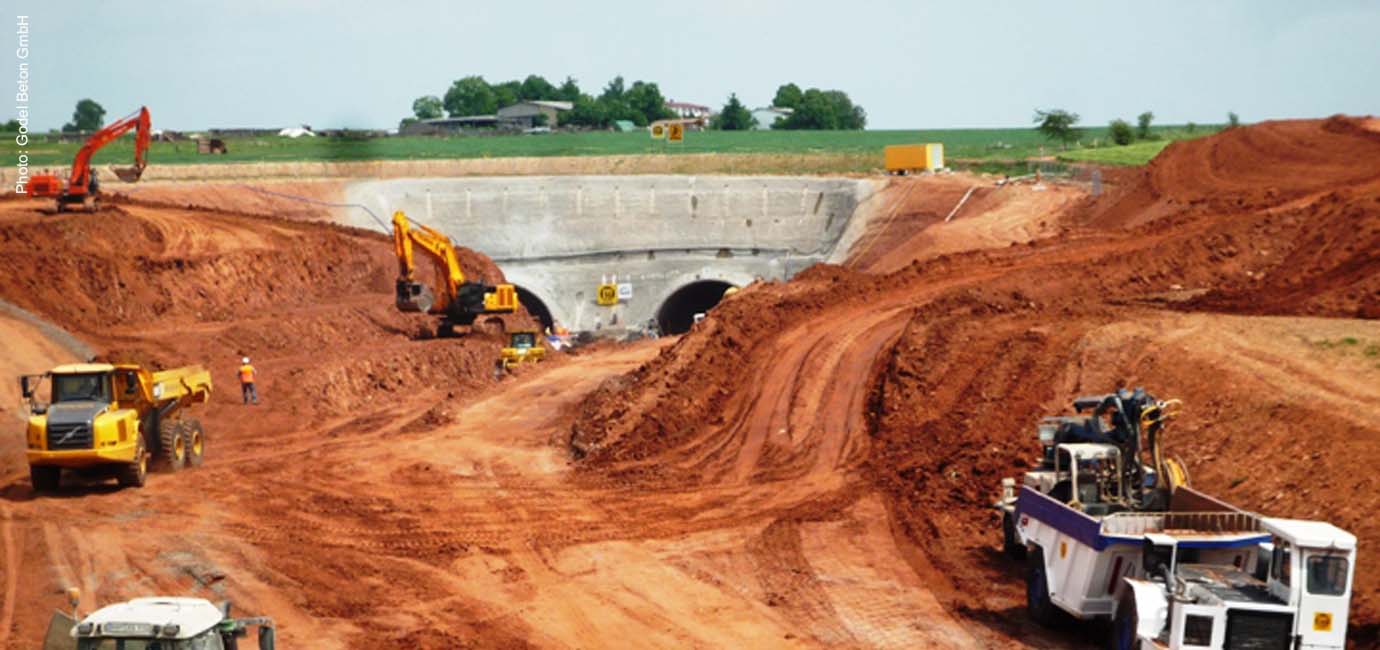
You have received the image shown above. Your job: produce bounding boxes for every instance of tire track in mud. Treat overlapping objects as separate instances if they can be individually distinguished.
[0,505,16,648]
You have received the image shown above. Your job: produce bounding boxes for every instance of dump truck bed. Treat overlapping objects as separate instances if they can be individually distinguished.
[124,364,212,404]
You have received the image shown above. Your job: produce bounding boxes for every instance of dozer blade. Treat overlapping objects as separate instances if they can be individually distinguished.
[113,166,143,183]
[395,280,435,313]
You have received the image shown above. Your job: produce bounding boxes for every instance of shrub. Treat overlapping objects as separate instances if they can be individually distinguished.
[1109,119,1135,146]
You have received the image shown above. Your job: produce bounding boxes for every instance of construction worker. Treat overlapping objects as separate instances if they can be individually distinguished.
[238,357,259,405]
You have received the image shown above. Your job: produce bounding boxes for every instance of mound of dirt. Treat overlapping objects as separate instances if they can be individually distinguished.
[571,117,1380,643]
[0,199,532,464]
[1084,116,1380,230]
[0,202,507,336]
[1077,117,1380,319]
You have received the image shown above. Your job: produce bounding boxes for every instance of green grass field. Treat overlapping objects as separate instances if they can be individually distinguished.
[6,124,1215,170]
[1055,138,1176,165]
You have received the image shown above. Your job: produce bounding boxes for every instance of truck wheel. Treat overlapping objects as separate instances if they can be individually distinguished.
[30,465,60,492]
[258,626,276,650]
[1108,598,1138,650]
[185,419,205,467]
[117,441,149,488]
[1026,547,1058,627]
[161,421,186,471]
[1002,512,1026,560]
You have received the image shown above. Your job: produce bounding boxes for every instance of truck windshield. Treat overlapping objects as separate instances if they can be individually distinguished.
[52,373,110,403]
[1307,555,1349,596]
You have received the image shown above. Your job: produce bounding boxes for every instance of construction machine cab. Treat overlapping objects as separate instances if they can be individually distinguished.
[500,329,546,370]
[21,366,122,414]
[1050,443,1126,516]
[62,596,274,650]
[1260,519,1356,646]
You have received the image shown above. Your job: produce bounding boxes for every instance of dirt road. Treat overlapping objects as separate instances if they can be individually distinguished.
[1,116,1378,648]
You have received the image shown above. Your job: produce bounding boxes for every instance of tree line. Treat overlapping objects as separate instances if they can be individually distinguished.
[406,76,866,131]
[406,74,675,129]
[1034,108,1242,147]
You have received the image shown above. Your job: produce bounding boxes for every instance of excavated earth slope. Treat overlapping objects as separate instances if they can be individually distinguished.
[572,117,1380,646]
[0,116,1376,649]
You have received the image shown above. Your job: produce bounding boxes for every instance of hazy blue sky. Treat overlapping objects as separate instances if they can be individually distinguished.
[13,0,1379,130]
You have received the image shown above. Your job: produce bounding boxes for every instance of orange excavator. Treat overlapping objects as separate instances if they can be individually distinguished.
[25,106,151,212]
[391,210,519,337]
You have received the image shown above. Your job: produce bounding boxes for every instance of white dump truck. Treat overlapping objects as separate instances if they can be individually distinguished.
[43,595,275,650]
[996,390,1356,649]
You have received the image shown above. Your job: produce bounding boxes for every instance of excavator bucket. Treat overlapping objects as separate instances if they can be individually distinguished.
[112,166,143,183]
[395,280,435,313]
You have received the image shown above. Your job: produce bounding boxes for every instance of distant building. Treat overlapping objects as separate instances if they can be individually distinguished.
[496,100,574,129]
[666,100,711,120]
[278,126,315,138]
[751,106,793,130]
[400,115,499,135]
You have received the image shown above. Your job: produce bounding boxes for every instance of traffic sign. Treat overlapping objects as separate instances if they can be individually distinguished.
[596,283,618,306]
[668,123,684,143]
[650,124,666,139]
[617,283,633,300]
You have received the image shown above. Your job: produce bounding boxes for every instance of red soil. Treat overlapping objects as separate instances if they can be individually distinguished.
[573,117,1380,647]
[0,116,1376,648]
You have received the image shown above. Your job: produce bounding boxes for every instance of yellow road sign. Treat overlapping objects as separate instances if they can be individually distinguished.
[668,123,684,143]
[596,283,618,306]
[650,124,666,139]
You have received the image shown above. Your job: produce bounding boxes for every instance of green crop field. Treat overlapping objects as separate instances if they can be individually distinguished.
[1055,138,1177,165]
[6,124,1215,170]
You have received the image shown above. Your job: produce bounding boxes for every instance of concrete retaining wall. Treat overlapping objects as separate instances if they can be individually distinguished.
[344,175,881,332]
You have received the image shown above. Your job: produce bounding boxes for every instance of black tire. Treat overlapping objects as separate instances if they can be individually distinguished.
[161,420,187,471]
[1107,597,1138,650]
[117,438,149,488]
[1026,547,1058,627]
[1002,512,1026,560]
[185,419,205,467]
[258,626,276,650]
[30,465,60,492]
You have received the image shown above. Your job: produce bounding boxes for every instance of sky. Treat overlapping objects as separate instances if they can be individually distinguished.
[11,0,1380,131]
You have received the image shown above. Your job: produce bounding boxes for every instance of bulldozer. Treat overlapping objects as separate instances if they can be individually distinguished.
[21,362,211,490]
[391,210,519,337]
[499,329,546,370]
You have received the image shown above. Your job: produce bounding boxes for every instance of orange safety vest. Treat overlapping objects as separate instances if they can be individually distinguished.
[239,364,256,384]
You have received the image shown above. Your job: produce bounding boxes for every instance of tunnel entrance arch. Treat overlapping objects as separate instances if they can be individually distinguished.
[656,280,735,335]
[513,286,554,332]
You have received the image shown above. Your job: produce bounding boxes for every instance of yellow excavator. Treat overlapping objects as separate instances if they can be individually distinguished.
[392,210,518,337]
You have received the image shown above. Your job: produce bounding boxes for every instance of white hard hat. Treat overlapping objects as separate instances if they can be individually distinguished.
[242,357,250,364]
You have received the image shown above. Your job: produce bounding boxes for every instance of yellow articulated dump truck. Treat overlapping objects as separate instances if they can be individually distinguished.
[21,363,211,491]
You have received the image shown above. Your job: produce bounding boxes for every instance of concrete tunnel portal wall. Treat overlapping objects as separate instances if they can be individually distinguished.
[345,175,880,332]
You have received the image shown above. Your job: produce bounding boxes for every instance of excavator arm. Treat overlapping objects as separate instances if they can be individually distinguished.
[25,106,151,210]
[391,210,518,334]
